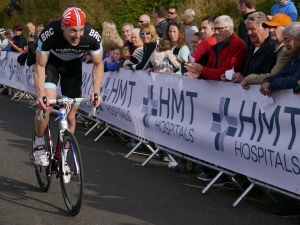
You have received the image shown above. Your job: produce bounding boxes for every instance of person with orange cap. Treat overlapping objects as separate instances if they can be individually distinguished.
[240,13,293,89]
[32,7,104,169]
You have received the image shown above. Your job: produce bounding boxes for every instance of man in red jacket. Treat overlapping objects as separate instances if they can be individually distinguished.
[185,15,248,80]
[191,15,217,65]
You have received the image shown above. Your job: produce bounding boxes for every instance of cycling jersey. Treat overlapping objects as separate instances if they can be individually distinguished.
[37,20,103,99]
[37,20,102,61]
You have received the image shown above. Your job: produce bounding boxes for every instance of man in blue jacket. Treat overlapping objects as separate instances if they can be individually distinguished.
[268,0,298,22]
[260,22,300,96]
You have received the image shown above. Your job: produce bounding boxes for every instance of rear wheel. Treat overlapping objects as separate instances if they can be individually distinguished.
[32,126,52,192]
[59,130,84,215]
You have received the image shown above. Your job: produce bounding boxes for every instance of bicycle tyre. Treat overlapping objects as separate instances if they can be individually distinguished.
[59,130,84,215]
[32,125,52,192]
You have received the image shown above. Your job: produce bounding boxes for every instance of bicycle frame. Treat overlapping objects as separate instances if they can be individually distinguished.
[37,97,95,174]
[47,97,95,175]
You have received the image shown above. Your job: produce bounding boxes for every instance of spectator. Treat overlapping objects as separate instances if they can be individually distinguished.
[153,5,168,38]
[138,14,151,26]
[167,6,179,23]
[264,40,300,215]
[0,29,14,52]
[190,32,202,54]
[181,12,198,50]
[0,29,8,49]
[122,22,136,55]
[102,20,123,47]
[237,0,257,49]
[183,16,247,179]
[191,15,217,66]
[163,22,189,75]
[102,39,119,63]
[104,46,125,72]
[123,28,144,68]
[240,13,293,89]
[261,22,300,97]
[230,12,277,83]
[27,24,44,66]
[4,0,22,17]
[130,23,157,71]
[268,0,298,22]
[125,25,157,148]
[149,40,179,73]
[182,9,199,32]
[185,15,248,81]
[1,25,27,53]
[26,22,38,43]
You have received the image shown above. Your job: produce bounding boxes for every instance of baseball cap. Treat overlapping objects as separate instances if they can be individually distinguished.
[262,13,292,28]
[0,28,5,35]
[4,29,13,35]
[62,7,86,26]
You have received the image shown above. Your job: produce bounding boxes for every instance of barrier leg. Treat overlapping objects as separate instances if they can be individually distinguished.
[232,182,255,208]
[125,141,143,158]
[0,85,7,93]
[94,126,110,141]
[227,175,244,192]
[202,171,223,194]
[16,92,26,102]
[11,90,20,100]
[85,122,99,136]
[141,145,160,166]
[259,187,278,203]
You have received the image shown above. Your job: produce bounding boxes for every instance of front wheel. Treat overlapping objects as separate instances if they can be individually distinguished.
[59,130,84,215]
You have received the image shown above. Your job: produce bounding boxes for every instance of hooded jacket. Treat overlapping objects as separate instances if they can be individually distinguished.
[271,0,298,21]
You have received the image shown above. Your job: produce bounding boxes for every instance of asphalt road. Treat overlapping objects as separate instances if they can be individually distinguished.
[0,93,297,225]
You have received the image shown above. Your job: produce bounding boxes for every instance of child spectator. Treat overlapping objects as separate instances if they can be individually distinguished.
[190,32,202,54]
[104,46,125,72]
[149,40,179,73]
[102,39,119,63]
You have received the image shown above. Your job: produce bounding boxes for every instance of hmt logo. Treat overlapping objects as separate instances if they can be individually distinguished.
[141,85,158,128]
[211,97,237,152]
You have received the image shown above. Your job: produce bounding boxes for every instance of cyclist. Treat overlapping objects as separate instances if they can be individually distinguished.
[33,7,103,167]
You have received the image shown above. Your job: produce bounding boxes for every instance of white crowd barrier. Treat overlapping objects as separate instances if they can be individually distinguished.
[2,52,300,201]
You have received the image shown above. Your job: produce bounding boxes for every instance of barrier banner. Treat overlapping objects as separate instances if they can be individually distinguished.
[81,67,300,195]
[2,52,300,195]
[0,52,35,94]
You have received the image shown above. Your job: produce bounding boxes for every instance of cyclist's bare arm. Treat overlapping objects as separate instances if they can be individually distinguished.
[90,50,104,108]
[34,51,50,109]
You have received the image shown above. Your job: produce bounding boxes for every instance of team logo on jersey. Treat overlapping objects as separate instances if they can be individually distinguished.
[89,29,101,42]
[41,28,54,41]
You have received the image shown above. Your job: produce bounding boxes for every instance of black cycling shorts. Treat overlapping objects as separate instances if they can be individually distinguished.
[44,54,82,98]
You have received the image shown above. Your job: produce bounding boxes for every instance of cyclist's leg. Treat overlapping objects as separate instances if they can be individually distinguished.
[67,104,80,134]
[34,88,56,136]
[33,61,60,166]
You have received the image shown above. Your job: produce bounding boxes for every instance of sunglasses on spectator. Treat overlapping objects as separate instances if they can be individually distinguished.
[140,32,151,37]
[168,12,176,15]
[139,21,146,24]
[212,26,228,32]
